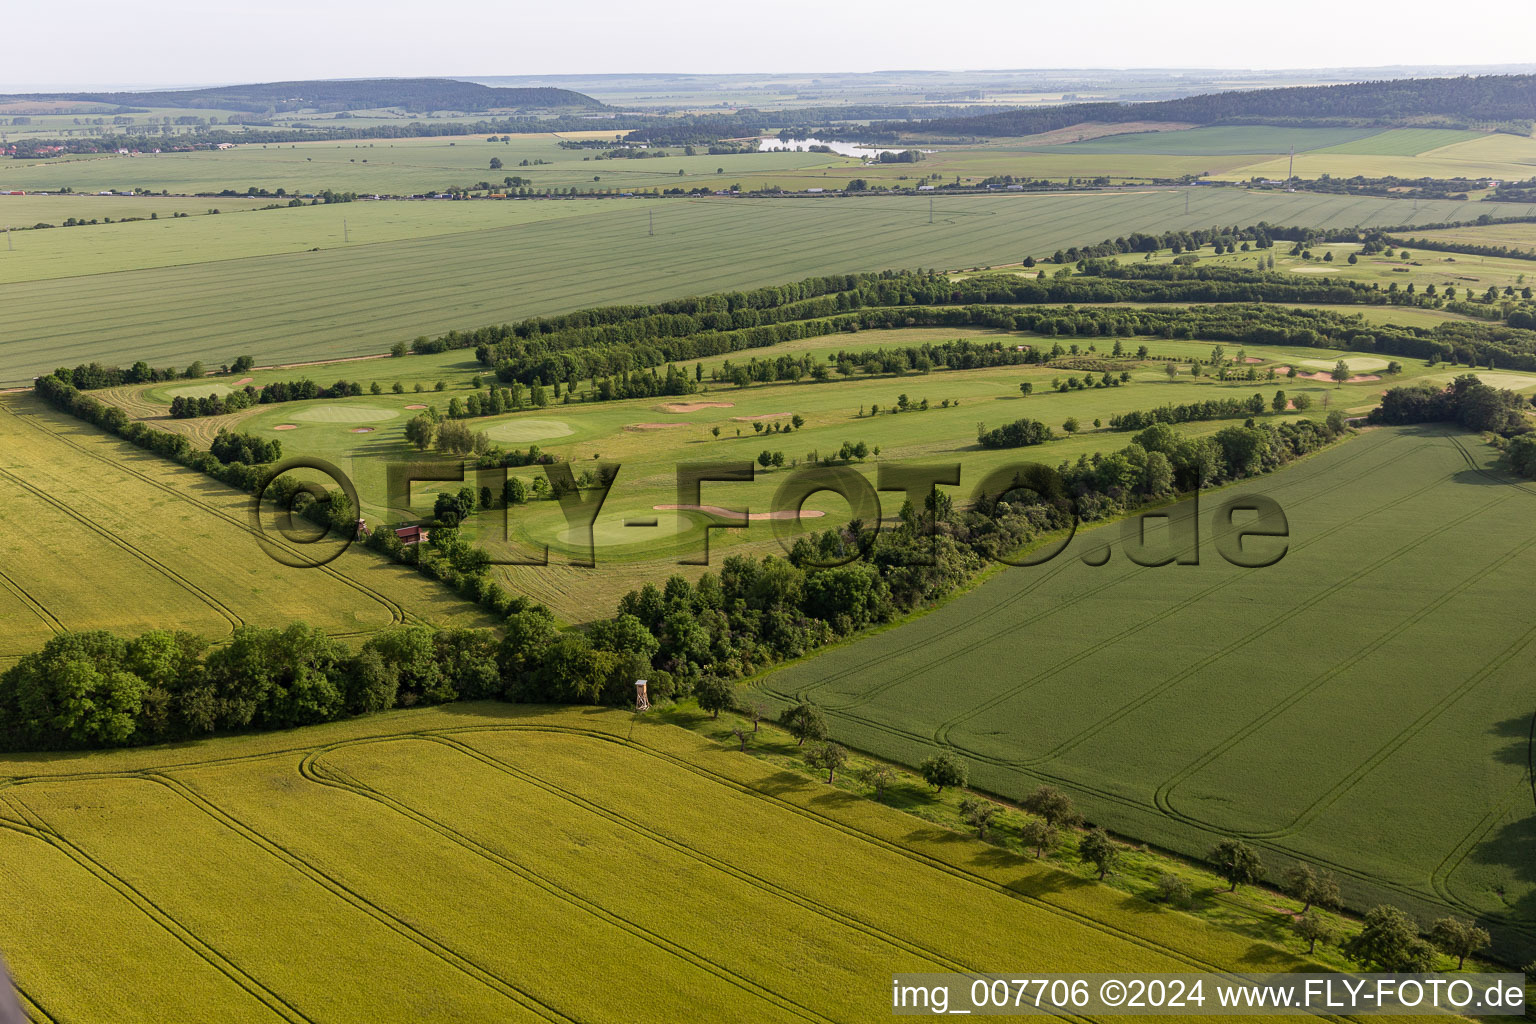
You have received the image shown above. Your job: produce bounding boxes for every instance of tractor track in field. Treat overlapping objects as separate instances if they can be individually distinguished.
[0,461,245,638]
[412,724,1353,1020]
[1152,499,1536,831]
[929,440,1460,756]
[0,804,309,1024]
[764,429,1411,714]
[140,772,577,1024]
[0,719,1371,1024]
[294,744,845,1024]
[0,398,415,633]
[0,563,64,638]
[322,731,1022,1007]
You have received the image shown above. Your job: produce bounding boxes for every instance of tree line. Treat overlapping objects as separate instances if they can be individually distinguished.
[899,73,1536,137]
[1369,374,1535,436]
[168,379,364,418]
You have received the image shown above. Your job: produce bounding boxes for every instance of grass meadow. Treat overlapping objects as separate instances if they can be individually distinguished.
[0,703,1339,1023]
[0,190,1505,384]
[754,425,1536,961]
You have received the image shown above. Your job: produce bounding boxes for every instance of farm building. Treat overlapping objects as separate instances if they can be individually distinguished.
[395,525,429,545]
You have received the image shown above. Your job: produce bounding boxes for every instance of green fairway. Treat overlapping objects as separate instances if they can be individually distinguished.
[754,425,1536,959]
[0,703,1333,1024]
[0,190,1503,384]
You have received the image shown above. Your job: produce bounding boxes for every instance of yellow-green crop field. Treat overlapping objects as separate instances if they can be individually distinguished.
[757,426,1536,961]
[0,394,497,668]
[0,190,1505,384]
[0,703,1341,1023]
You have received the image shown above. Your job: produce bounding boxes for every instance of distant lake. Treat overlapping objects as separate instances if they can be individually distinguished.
[756,137,932,159]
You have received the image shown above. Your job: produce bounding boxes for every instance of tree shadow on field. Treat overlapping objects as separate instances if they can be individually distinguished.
[1489,713,1533,768]
[1233,942,1303,969]
[754,770,812,796]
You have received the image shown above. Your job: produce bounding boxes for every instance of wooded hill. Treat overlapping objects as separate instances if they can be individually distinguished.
[5,78,605,114]
[901,74,1536,137]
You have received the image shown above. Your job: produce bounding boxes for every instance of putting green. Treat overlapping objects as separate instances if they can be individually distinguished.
[1423,371,1536,391]
[158,382,235,400]
[485,418,575,443]
[1294,356,1392,372]
[290,404,399,424]
[556,511,697,548]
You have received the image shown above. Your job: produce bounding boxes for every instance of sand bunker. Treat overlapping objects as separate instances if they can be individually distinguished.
[349,427,376,433]
[233,377,254,386]
[1294,371,1381,384]
[732,413,789,422]
[273,424,298,431]
[657,401,734,413]
[1243,357,1264,364]
[626,422,689,431]
[655,504,826,521]
[405,404,428,410]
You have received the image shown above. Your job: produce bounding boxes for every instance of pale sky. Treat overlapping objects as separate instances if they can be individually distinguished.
[6,0,1536,91]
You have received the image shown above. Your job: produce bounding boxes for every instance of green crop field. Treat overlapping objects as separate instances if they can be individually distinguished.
[755,425,1536,959]
[0,702,1342,1023]
[1308,128,1492,157]
[0,193,272,227]
[0,190,1504,384]
[0,132,839,197]
[0,393,497,667]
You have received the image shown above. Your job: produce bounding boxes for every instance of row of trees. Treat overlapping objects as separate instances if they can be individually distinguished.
[209,429,281,466]
[1110,394,1295,431]
[1369,375,1535,435]
[170,379,365,418]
